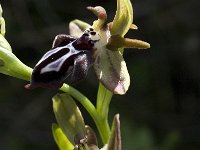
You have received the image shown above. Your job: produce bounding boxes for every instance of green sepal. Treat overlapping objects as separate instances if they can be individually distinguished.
[52,123,74,150]
[52,93,86,146]
[69,19,91,38]
[111,0,133,37]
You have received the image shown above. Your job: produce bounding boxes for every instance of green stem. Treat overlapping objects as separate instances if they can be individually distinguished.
[97,117,110,144]
[60,84,110,144]
[97,83,113,120]
[96,83,113,143]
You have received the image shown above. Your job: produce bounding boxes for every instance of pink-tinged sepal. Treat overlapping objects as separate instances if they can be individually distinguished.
[94,48,130,95]
[92,28,130,95]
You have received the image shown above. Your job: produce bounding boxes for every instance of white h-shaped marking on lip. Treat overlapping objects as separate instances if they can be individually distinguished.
[38,28,101,75]
[36,46,66,66]
[40,43,80,74]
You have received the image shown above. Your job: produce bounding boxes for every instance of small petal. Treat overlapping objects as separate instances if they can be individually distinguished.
[52,123,74,150]
[53,93,86,145]
[106,35,150,50]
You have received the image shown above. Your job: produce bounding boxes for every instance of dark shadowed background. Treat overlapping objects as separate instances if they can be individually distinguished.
[0,0,199,149]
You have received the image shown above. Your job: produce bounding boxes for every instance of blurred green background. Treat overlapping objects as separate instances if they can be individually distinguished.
[0,0,199,149]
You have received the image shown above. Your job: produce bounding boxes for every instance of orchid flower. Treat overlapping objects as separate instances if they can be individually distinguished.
[0,0,150,149]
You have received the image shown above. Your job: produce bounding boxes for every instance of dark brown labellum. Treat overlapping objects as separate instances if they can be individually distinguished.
[26,28,99,89]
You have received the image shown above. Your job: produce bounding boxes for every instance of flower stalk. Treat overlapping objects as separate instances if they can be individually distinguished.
[60,84,111,144]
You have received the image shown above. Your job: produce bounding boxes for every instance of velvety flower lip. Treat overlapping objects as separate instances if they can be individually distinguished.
[25,0,150,95]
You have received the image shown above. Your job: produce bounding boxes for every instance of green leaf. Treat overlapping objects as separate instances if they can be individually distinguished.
[52,123,74,150]
[53,93,86,145]
[111,0,133,37]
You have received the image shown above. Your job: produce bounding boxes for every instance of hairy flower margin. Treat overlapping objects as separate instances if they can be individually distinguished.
[0,0,150,150]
